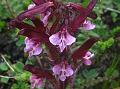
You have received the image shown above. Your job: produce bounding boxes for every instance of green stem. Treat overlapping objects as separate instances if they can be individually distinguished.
[0,75,14,79]
[1,54,15,72]
[106,8,120,14]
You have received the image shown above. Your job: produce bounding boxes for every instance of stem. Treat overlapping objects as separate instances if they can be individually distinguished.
[36,56,43,68]
[106,8,120,14]
[70,63,81,89]
[44,80,48,89]
[0,75,14,79]
[1,54,15,72]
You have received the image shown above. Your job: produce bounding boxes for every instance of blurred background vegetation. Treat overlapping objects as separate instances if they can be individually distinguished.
[0,0,120,89]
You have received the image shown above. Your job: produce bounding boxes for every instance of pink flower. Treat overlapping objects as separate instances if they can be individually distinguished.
[82,20,95,30]
[82,51,94,65]
[52,61,74,81]
[49,28,76,52]
[24,37,42,57]
[30,75,43,89]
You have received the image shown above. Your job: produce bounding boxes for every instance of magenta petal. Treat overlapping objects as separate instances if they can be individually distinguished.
[49,32,61,45]
[86,51,92,56]
[42,11,51,26]
[29,51,34,57]
[65,32,76,45]
[83,20,95,30]
[52,65,61,75]
[59,41,67,52]
[30,75,43,89]
[32,44,42,55]
[30,75,36,83]
[65,66,74,77]
[30,75,37,89]
[83,59,92,65]
[31,82,36,89]
[24,37,42,57]
[24,37,34,52]
[59,74,66,81]
[36,79,43,88]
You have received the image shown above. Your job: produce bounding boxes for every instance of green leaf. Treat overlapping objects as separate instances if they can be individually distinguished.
[82,0,89,7]
[82,69,99,79]
[11,81,30,89]
[87,31,100,37]
[16,36,25,47]
[105,69,119,78]
[0,62,8,72]
[0,21,6,28]
[13,62,24,73]
[0,77,9,84]
[15,71,31,81]
[111,80,119,89]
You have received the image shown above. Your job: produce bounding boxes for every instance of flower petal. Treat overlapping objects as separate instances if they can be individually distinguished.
[36,79,43,88]
[42,11,51,26]
[85,51,92,56]
[52,65,61,75]
[32,44,42,55]
[30,75,43,89]
[59,74,66,81]
[30,75,37,83]
[49,32,61,45]
[65,32,76,45]
[83,20,95,30]
[83,59,92,65]
[59,40,67,52]
[65,66,74,77]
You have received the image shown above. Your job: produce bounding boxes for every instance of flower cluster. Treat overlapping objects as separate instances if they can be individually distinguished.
[9,0,98,89]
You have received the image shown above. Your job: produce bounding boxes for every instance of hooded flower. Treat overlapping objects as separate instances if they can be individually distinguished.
[28,3,51,26]
[82,51,94,65]
[49,28,76,52]
[52,61,74,81]
[82,20,95,30]
[30,75,43,89]
[24,37,42,57]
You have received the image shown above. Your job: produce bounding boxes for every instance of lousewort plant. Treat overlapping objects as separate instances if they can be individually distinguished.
[9,0,99,89]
